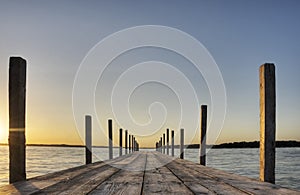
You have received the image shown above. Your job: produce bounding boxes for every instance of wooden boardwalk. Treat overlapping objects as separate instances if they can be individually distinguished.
[0,151,299,195]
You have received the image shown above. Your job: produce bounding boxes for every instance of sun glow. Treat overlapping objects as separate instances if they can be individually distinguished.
[0,123,7,143]
[0,127,3,143]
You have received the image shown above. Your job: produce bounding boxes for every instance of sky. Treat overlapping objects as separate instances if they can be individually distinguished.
[0,0,299,147]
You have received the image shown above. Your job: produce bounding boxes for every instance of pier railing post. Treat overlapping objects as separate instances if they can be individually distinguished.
[119,128,123,156]
[133,136,135,152]
[163,133,165,154]
[200,105,207,166]
[132,135,134,152]
[160,137,162,153]
[85,115,92,164]
[166,129,169,155]
[129,134,131,153]
[108,119,113,160]
[133,138,135,152]
[125,130,128,154]
[180,128,184,159]
[171,130,174,157]
[259,63,276,184]
[9,57,26,183]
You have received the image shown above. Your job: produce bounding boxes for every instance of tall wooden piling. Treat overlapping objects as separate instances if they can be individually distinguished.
[166,129,169,155]
[171,130,174,157]
[163,133,165,154]
[160,137,162,153]
[259,63,276,184]
[133,136,135,152]
[9,57,26,183]
[119,128,123,156]
[129,134,131,153]
[85,115,92,164]
[135,142,137,151]
[125,130,128,154]
[180,128,184,159]
[200,105,207,166]
[108,119,113,160]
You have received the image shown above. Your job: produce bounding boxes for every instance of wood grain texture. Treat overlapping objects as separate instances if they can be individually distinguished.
[0,151,299,195]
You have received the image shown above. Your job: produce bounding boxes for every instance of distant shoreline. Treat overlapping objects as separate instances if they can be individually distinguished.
[187,140,300,149]
[1,140,299,149]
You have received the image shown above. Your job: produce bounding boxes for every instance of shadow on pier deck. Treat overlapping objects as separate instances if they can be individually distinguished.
[0,151,298,195]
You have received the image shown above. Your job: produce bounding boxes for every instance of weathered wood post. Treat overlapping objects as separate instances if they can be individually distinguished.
[259,63,276,184]
[133,136,136,152]
[180,128,184,159]
[171,130,174,157]
[9,57,26,183]
[160,137,162,153]
[130,135,132,152]
[166,128,169,155]
[129,134,131,153]
[133,138,135,152]
[163,133,165,154]
[108,119,113,160]
[85,115,92,164]
[159,140,161,153]
[200,105,207,166]
[158,140,160,152]
[131,135,134,152]
[119,128,123,156]
[136,141,138,151]
[136,142,138,151]
[125,130,128,154]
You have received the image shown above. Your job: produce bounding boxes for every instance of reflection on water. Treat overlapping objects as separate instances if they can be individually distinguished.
[0,146,299,190]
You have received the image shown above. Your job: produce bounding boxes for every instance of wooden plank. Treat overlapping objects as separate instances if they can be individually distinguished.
[153,152,245,194]
[173,155,299,194]
[89,152,147,194]
[0,162,105,194]
[142,152,194,194]
[38,154,140,195]
[1,151,298,194]
[0,154,137,194]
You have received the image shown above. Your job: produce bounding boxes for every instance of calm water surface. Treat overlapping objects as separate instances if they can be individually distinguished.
[0,146,299,190]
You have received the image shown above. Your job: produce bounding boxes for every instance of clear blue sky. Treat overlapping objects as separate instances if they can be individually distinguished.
[0,0,299,146]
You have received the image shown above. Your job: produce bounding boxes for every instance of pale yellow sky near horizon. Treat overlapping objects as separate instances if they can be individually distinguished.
[0,1,300,147]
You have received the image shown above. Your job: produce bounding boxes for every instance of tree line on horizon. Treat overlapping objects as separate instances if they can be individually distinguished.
[186,140,300,149]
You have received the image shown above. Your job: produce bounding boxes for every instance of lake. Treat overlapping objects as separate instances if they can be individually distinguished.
[0,146,299,190]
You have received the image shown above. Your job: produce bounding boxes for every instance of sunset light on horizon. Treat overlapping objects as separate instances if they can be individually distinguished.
[0,1,300,148]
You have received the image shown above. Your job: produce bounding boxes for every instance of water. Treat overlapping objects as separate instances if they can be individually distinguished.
[185,148,300,190]
[0,146,299,190]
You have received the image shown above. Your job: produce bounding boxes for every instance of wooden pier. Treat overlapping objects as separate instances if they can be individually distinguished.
[4,58,299,194]
[0,151,298,195]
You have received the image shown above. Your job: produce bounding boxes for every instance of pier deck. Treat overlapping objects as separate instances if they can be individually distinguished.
[0,151,298,195]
